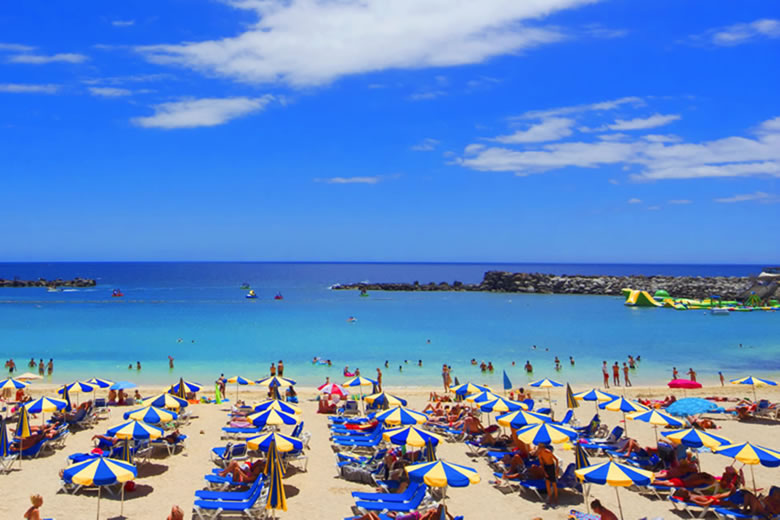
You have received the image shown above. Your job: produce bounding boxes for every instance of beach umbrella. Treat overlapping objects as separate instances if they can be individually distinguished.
[566,383,579,409]
[120,438,132,463]
[575,443,591,470]
[254,400,302,415]
[730,376,777,402]
[61,385,72,413]
[425,437,437,462]
[109,381,137,390]
[107,419,164,440]
[465,390,500,404]
[668,379,701,397]
[600,397,649,437]
[15,406,30,467]
[375,406,427,426]
[383,426,443,448]
[0,416,11,460]
[227,376,254,402]
[406,460,479,505]
[478,397,528,414]
[665,397,723,417]
[170,379,202,394]
[575,461,654,520]
[15,372,42,382]
[343,376,376,414]
[574,389,618,413]
[363,391,407,409]
[123,406,178,424]
[529,378,564,410]
[449,382,490,396]
[496,409,551,429]
[256,376,297,388]
[627,409,684,443]
[247,431,303,453]
[86,378,114,389]
[0,378,29,391]
[714,442,780,491]
[146,392,188,410]
[318,382,349,398]
[661,428,731,449]
[58,381,96,394]
[514,423,578,445]
[63,457,137,520]
[265,440,287,517]
[25,396,68,426]
[248,408,299,429]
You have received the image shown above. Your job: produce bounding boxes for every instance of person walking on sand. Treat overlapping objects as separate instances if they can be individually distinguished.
[376,368,383,391]
[612,362,620,386]
[688,368,697,382]
[602,361,610,389]
[537,443,559,506]
[719,371,725,386]
[441,365,449,393]
[673,366,679,380]
[623,363,632,387]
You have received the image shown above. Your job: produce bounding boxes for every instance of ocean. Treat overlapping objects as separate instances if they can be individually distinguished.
[0,262,777,389]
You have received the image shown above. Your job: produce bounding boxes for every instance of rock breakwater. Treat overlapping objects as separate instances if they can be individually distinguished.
[0,277,96,288]
[332,271,756,300]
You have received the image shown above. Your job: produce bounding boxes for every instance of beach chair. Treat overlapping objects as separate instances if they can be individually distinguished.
[152,434,187,456]
[0,450,18,473]
[516,464,580,501]
[194,476,264,502]
[221,426,262,439]
[354,484,430,514]
[557,409,575,425]
[341,400,359,416]
[352,481,423,502]
[211,442,248,467]
[668,494,715,518]
[192,477,268,520]
[712,506,779,520]
[93,398,110,419]
[12,436,49,459]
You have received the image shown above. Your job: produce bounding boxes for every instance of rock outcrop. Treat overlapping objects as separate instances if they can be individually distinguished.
[332,271,757,300]
[0,277,96,288]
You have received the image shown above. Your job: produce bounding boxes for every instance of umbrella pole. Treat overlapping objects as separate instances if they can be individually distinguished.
[121,485,125,518]
[752,385,757,403]
[615,486,624,520]
[97,485,101,520]
[622,412,628,437]
[750,465,756,493]
[653,425,658,445]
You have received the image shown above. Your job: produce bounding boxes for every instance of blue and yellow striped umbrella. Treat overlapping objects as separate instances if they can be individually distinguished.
[58,381,96,394]
[123,406,178,424]
[257,376,298,388]
[575,443,590,470]
[383,426,443,448]
[375,406,428,426]
[342,376,376,388]
[715,442,780,467]
[86,377,114,388]
[530,378,564,389]
[730,376,778,401]
[449,383,490,396]
[247,431,303,452]
[574,389,617,403]
[465,390,500,403]
[0,378,29,391]
[600,397,648,413]
[254,400,302,415]
[145,392,188,410]
[661,428,731,449]
[576,460,654,520]
[170,380,202,394]
[406,460,480,488]
[227,376,254,385]
[496,409,551,428]
[107,420,164,440]
[25,396,68,414]
[628,409,683,427]
[514,422,578,445]
[364,392,407,408]
[0,416,9,457]
[248,408,300,428]
[265,440,287,513]
[566,383,579,409]
[479,397,528,414]
[63,456,137,518]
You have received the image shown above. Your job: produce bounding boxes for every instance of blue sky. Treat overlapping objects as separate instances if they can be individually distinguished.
[1,0,778,263]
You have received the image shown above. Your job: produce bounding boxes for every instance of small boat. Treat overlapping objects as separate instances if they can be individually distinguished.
[274,293,283,300]
[112,289,124,297]
[240,283,251,290]
[711,308,730,316]
[245,290,258,299]
[47,286,62,293]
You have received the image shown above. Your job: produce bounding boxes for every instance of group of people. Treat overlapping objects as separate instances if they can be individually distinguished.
[4,358,54,376]
[601,358,640,388]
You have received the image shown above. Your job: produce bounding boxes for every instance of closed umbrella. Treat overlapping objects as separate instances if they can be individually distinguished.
[62,385,72,413]
[265,440,287,517]
[63,457,137,519]
[575,460,654,520]
[566,383,579,409]
[15,406,30,467]
[383,426,443,448]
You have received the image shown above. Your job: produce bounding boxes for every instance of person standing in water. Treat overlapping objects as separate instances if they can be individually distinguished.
[47,359,53,376]
[673,366,679,380]
[687,368,697,382]
[612,362,620,386]
[168,356,174,369]
[278,360,284,377]
[623,363,631,387]
[38,359,45,376]
[270,363,276,377]
[602,361,609,388]
[719,371,725,386]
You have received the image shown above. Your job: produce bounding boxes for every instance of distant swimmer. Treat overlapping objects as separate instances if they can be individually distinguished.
[418,360,422,367]
[628,355,636,369]
[554,357,561,371]
[524,360,533,374]
[177,338,183,343]
[569,356,575,366]
[137,361,142,371]
[532,345,537,350]
[399,365,403,372]
[168,356,174,369]
[347,316,357,323]
[426,339,431,344]
[384,360,389,368]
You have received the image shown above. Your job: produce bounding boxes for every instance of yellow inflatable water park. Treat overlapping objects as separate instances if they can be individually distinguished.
[622,288,779,312]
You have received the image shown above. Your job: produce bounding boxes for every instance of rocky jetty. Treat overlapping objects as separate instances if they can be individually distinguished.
[0,277,96,288]
[332,271,756,300]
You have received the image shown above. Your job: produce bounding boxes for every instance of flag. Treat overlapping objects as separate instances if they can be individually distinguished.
[503,370,512,391]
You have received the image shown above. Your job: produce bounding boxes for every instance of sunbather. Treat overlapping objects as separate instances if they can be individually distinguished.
[353,504,455,520]
[654,458,697,480]
[655,471,715,488]
[479,430,511,448]
[218,459,264,483]
[10,431,47,452]
[740,487,780,517]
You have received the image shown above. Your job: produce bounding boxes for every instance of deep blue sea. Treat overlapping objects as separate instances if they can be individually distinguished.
[0,262,777,388]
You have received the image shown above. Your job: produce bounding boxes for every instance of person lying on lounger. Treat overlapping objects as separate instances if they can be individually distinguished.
[655,471,716,488]
[354,503,455,520]
[218,459,265,483]
[740,487,780,516]
[10,432,47,452]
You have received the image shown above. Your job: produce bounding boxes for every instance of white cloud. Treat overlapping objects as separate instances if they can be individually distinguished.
[0,83,59,94]
[457,115,780,180]
[514,96,643,120]
[136,0,592,87]
[607,113,680,131]
[705,19,780,46]
[88,87,132,97]
[0,43,35,52]
[668,199,692,205]
[647,205,661,211]
[714,192,773,203]
[583,24,628,39]
[9,53,88,64]
[642,134,681,143]
[411,138,440,152]
[627,198,641,204]
[491,117,573,143]
[408,90,447,101]
[598,133,629,141]
[314,174,398,184]
[131,96,273,129]
[112,20,135,27]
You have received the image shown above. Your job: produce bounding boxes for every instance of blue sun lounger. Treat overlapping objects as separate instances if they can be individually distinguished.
[354,484,428,513]
[195,476,264,502]
[351,481,423,502]
[192,478,267,520]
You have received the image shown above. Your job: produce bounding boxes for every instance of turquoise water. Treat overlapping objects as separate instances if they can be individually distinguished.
[0,263,777,388]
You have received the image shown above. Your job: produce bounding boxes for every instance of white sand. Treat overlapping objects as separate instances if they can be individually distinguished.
[2,383,778,520]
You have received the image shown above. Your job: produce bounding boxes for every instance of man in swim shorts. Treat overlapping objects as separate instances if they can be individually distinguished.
[537,442,558,506]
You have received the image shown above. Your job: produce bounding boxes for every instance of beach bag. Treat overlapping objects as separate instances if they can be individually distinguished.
[340,465,375,485]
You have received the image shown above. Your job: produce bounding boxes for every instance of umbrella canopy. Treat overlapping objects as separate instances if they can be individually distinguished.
[58,381,95,394]
[496,409,552,429]
[342,376,376,388]
[514,423,578,445]
[665,397,723,417]
[85,378,114,388]
[478,397,528,414]
[227,376,255,385]
[383,426,443,448]
[254,400,302,415]
[449,383,490,396]
[576,460,655,520]
[465,390,500,403]
[15,372,42,382]
[247,431,303,452]
[24,396,68,414]
[714,442,780,467]
[123,406,178,424]
[106,420,164,440]
[248,408,300,428]
[16,406,31,439]
[62,385,72,413]
[730,376,778,401]
[256,376,297,388]
[264,440,287,514]
[318,383,349,398]
[574,389,617,402]
[375,406,428,426]
[364,391,407,408]
[668,379,702,389]
[0,378,29,391]
[64,456,137,486]
[530,378,564,388]
[406,460,480,488]
[0,416,10,457]
[109,381,137,391]
[600,397,649,413]
[146,392,188,410]
[628,409,684,427]
[661,428,731,449]
[575,443,591,470]
[171,380,202,394]
[566,383,579,409]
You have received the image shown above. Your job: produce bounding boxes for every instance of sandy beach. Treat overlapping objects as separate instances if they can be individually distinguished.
[2,382,778,520]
